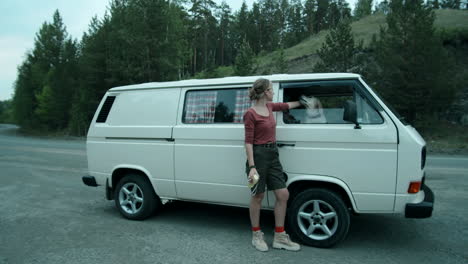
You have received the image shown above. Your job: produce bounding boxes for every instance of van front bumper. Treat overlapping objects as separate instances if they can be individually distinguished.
[405,185,434,218]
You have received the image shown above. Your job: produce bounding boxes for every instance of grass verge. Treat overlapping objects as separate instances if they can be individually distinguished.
[418,121,468,155]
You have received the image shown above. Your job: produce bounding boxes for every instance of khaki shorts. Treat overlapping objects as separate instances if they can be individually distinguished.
[246,145,287,196]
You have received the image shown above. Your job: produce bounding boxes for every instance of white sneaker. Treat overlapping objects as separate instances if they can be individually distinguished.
[273,231,301,251]
[252,231,269,252]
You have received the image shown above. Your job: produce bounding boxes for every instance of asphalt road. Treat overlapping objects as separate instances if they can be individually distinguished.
[0,124,467,264]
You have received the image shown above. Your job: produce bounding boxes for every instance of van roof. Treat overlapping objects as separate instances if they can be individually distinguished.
[109,73,360,91]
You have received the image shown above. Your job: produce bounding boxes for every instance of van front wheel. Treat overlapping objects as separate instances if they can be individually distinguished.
[288,188,350,248]
[114,174,160,220]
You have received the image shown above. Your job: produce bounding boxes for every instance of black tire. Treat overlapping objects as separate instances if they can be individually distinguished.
[114,174,160,220]
[287,188,350,248]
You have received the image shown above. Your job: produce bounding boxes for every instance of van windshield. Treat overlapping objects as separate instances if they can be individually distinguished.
[366,83,409,126]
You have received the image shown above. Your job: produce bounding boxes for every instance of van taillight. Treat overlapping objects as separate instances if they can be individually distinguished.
[408,181,422,194]
[421,146,426,170]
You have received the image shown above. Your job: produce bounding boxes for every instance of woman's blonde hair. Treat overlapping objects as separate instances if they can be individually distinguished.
[249,78,271,100]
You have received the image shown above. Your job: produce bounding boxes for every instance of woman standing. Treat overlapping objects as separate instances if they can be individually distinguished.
[243,78,302,252]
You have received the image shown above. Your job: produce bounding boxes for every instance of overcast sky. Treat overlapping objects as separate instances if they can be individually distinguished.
[0,0,357,101]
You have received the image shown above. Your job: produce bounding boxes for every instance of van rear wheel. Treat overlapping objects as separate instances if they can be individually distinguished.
[114,174,160,220]
[288,188,350,248]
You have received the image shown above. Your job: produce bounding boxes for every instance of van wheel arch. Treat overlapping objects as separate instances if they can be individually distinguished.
[111,170,162,220]
[111,168,157,199]
[287,180,354,212]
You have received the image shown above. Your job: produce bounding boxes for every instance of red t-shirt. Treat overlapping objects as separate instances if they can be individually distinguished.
[243,102,290,145]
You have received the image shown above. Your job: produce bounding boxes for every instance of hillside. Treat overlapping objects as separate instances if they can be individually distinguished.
[256,9,468,153]
[255,9,468,74]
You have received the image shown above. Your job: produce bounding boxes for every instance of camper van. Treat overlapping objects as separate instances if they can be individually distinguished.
[82,73,434,248]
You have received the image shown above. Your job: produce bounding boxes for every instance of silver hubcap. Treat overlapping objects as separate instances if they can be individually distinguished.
[119,183,144,215]
[297,200,338,241]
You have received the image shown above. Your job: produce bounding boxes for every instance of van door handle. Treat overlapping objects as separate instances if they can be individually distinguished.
[277,143,295,147]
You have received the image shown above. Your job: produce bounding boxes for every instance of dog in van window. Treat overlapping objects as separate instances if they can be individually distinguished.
[300,95,327,124]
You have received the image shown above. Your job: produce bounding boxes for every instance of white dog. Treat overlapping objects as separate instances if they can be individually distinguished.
[300,95,327,123]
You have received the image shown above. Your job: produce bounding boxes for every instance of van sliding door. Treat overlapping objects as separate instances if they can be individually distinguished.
[172,86,268,208]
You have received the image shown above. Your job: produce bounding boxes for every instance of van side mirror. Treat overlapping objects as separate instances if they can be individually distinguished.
[343,100,361,129]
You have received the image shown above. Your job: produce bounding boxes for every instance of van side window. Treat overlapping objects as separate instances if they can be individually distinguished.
[282,80,383,124]
[183,88,251,124]
[96,96,116,123]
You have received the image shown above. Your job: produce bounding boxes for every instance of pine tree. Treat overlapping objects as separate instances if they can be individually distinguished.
[248,2,262,54]
[370,0,456,124]
[274,47,288,73]
[279,0,290,41]
[189,0,218,73]
[216,2,233,66]
[70,0,190,135]
[12,10,78,131]
[12,55,37,129]
[35,83,55,125]
[106,0,189,81]
[304,0,317,35]
[354,0,373,20]
[428,0,440,9]
[313,19,363,72]
[69,15,110,136]
[0,100,13,123]
[315,0,330,32]
[327,1,342,28]
[337,0,352,20]
[286,0,305,46]
[233,1,250,53]
[34,11,78,130]
[441,0,461,9]
[259,0,282,51]
[234,39,256,76]
[375,0,390,14]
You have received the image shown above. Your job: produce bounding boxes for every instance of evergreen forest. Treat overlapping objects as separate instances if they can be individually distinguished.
[1,0,467,137]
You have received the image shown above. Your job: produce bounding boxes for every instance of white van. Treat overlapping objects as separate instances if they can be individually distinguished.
[82,73,434,248]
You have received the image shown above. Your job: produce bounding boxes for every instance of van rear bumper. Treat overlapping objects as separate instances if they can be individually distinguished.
[82,176,114,200]
[405,185,434,218]
[82,175,99,187]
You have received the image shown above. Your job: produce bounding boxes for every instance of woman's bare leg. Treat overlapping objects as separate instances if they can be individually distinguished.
[273,188,289,227]
[249,192,265,227]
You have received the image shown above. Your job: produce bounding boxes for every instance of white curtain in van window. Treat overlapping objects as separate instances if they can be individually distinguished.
[233,89,252,123]
[184,91,217,123]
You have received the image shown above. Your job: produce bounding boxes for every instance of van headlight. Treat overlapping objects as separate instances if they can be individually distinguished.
[421,146,426,170]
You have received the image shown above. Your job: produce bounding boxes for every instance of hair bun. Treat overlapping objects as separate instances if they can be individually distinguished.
[249,78,271,101]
